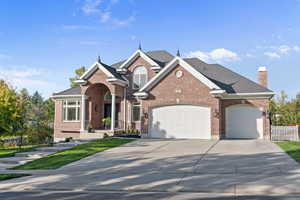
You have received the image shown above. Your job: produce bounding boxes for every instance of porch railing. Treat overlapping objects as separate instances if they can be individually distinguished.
[84,120,125,130]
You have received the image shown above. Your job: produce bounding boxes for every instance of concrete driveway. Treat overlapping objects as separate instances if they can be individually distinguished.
[1,139,300,199]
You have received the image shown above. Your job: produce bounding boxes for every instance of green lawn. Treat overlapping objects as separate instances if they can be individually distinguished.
[12,138,135,170]
[276,141,300,163]
[0,145,47,158]
[0,174,31,181]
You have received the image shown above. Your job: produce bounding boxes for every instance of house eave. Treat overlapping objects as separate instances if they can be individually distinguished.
[133,92,149,99]
[219,92,275,99]
[119,50,160,70]
[74,79,87,84]
[51,94,83,99]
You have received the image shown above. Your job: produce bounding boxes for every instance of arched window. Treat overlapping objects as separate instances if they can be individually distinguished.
[133,66,147,89]
[104,91,112,101]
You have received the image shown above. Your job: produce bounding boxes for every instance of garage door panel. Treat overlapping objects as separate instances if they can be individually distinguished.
[226,105,263,139]
[150,105,211,139]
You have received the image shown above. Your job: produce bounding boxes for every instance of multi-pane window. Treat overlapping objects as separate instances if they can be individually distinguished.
[132,103,141,122]
[133,66,147,89]
[63,100,80,121]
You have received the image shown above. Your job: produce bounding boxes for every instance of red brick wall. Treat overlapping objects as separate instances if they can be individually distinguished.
[54,100,81,141]
[221,99,270,139]
[54,55,271,141]
[122,56,158,129]
[140,64,221,139]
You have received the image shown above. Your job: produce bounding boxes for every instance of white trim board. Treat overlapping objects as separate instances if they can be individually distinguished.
[51,95,82,99]
[118,50,160,70]
[220,92,275,99]
[80,62,114,80]
[139,56,221,92]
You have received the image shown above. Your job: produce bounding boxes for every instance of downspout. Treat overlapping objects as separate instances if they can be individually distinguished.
[123,87,127,130]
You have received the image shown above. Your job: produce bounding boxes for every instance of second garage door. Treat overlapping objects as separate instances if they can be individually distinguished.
[149,105,211,139]
[226,105,263,139]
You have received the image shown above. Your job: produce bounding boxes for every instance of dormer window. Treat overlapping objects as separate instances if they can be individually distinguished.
[133,66,147,89]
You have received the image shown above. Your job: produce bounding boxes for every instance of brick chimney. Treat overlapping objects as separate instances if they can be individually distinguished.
[257,66,268,88]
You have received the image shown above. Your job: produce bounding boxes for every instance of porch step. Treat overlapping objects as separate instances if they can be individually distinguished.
[0,157,34,165]
[80,132,114,140]
[35,146,69,152]
[14,151,52,158]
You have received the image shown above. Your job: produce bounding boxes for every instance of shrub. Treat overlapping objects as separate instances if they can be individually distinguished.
[27,125,53,144]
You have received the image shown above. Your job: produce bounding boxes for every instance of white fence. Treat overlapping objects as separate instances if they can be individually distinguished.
[271,125,299,141]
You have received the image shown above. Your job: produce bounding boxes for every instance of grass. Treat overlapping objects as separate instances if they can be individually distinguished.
[0,145,47,158]
[0,174,31,181]
[276,141,300,163]
[11,138,135,170]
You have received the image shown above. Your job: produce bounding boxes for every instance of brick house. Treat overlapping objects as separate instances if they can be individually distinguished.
[52,49,274,142]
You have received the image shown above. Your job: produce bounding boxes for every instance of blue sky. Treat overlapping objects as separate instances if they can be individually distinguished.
[0,0,300,98]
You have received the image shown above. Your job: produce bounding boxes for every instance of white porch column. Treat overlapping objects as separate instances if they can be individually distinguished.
[111,93,116,131]
[80,95,86,131]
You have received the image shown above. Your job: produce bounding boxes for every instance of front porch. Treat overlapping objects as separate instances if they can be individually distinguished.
[80,82,126,134]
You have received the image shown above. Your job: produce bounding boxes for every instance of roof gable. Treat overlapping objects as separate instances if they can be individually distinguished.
[117,50,161,72]
[79,62,126,82]
[138,57,221,93]
[111,50,174,69]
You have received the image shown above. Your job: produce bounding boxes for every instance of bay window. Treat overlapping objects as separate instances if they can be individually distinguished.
[63,100,80,121]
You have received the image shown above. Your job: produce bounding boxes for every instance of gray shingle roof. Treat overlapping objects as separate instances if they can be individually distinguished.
[100,62,126,81]
[184,58,272,94]
[111,50,174,69]
[53,86,81,96]
[54,50,272,96]
[146,50,174,67]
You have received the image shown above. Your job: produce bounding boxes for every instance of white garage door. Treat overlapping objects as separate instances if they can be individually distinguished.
[226,105,263,139]
[149,105,211,139]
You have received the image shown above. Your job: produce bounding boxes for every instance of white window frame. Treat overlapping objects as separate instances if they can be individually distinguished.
[133,66,147,89]
[63,99,81,122]
[132,102,141,122]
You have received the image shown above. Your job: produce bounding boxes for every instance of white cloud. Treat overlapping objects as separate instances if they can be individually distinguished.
[100,11,111,23]
[62,25,96,30]
[187,48,239,63]
[112,15,135,26]
[260,44,300,54]
[0,66,56,97]
[81,0,135,26]
[0,67,42,78]
[82,0,102,15]
[274,45,291,54]
[264,52,281,58]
